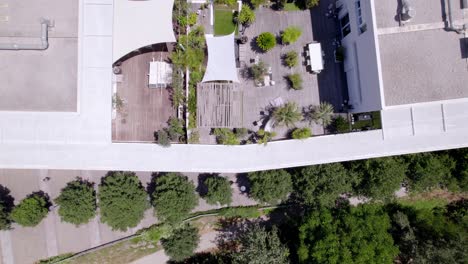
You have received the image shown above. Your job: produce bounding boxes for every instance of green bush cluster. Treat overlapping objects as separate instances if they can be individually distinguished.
[203,176,232,206]
[213,128,240,145]
[291,127,311,139]
[162,224,200,262]
[284,51,298,68]
[248,169,293,204]
[55,179,96,226]
[281,26,302,44]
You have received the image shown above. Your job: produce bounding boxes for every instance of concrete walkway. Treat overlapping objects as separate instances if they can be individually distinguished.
[130,231,218,264]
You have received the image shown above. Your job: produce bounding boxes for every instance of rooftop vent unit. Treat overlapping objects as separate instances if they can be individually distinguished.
[400,0,415,22]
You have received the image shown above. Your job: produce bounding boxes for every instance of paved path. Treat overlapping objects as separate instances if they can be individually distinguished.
[0,230,14,264]
[39,170,59,258]
[130,231,218,264]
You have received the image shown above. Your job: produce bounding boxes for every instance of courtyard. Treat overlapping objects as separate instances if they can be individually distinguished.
[195,3,348,144]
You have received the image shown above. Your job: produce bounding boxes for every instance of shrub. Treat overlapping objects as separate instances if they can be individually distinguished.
[162,224,200,262]
[98,171,148,231]
[256,32,276,52]
[273,102,303,127]
[284,51,298,68]
[256,129,276,146]
[249,0,267,8]
[138,223,173,244]
[304,0,320,9]
[214,128,240,145]
[55,179,96,225]
[281,26,302,44]
[287,73,303,90]
[250,61,268,82]
[331,116,350,133]
[238,5,256,26]
[11,193,49,227]
[203,176,232,206]
[188,129,200,144]
[248,169,293,204]
[38,253,74,264]
[167,117,185,142]
[291,127,311,139]
[152,173,198,223]
[156,130,171,147]
[234,128,249,139]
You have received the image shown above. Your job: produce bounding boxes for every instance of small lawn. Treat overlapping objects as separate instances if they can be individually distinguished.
[352,111,382,130]
[284,3,300,11]
[214,8,237,36]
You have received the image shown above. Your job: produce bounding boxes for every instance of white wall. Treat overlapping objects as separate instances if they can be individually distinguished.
[339,0,384,113]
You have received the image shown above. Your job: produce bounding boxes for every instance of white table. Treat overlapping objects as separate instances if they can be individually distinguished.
[307,42,324,73]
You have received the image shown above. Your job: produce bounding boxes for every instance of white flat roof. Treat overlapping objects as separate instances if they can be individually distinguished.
[113,0,176,62]
[202,33,239,83]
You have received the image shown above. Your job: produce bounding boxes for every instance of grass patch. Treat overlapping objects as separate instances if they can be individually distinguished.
[64,239,160,264]
[214,9,237,36]
[38,253,74,264]
[398,197,448,210]
[352,111,382,130]
[284,3,300,11]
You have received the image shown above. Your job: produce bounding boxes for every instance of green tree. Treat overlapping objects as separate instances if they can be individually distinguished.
[298,204,399,264]
[213,128,240,145]
[284,51,298,68]
[273,102,303,128]
[55,179,96,225]
[256,32,276,52]
[451,148,468,191]
[281,26,302,44]
[405,153,456,192]
[162,224,200,262]
[248,169,292,204]
[238,5,256,26]
[233,223,289,264]
[291,127,311,139]
[293,163,357,207]
[350,157,407,201]
[167,117,185,142]
[98,171,148,231]
[171,67,185,109]
[11,193,49,227]
[152,173,198,223]
[203,176,232,206]
[0,186,14,230]
[287,73,303,90]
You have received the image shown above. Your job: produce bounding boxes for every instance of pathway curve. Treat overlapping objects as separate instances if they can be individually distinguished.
[130,231,218,264]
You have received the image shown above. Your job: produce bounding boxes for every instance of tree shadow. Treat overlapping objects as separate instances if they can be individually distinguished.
[235,173,251,194]
[146,172,163,204]
[0,185,15,214]
[249,36,267,54]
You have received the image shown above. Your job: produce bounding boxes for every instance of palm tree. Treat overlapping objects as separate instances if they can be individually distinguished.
[312,102,334,126]
[272,102,303,128]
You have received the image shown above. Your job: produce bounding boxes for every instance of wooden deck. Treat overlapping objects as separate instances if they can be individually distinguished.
[197,83,243,128]
[112,52,176,142]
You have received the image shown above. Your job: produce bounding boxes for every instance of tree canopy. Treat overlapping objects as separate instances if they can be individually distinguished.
[298,204,399,264]
[238,5,255,26]
[405,153,456,192]
[55,179,96,225]
[350,157,407,201]
[98,171,148,231]
[233,223,290,264]
[152,173,198,223]
[248,169,293,204]
[273,102,303,128]
[162,224,200,262]
[293,163,357,207]
[0,186,14,230]
[203,175,232,206]
[11,193,49,227]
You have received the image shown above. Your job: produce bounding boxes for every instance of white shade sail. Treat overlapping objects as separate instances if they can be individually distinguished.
[113,0,176,62]
[202,33,239,83]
